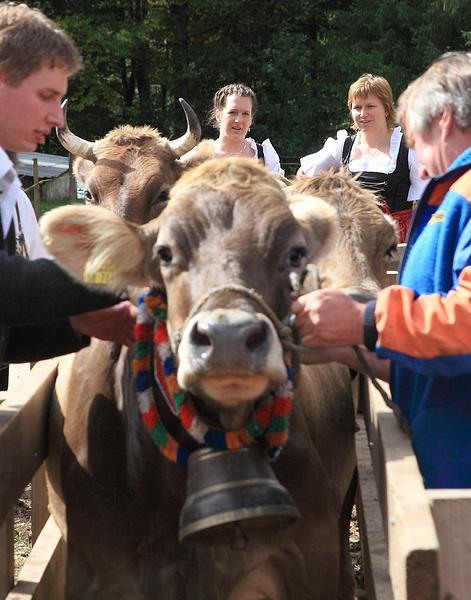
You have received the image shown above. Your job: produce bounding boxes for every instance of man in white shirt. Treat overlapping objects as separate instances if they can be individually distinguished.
[0,150,49,259]
[0,2,136,371]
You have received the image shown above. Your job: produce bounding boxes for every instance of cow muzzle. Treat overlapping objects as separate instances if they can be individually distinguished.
[177,308,286,407]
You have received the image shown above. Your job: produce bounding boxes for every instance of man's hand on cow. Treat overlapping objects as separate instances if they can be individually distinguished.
[69,301,137,349]
[291,289,366,348]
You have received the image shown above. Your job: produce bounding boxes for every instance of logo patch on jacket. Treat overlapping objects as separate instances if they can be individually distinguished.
[429,210,445,224]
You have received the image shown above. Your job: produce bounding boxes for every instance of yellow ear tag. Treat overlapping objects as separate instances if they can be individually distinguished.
[83,260,115,285]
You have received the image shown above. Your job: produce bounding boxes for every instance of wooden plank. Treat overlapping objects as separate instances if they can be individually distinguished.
[0,511,14,599]
[385,243,406,286]
[6,365,32,393]
[358,375,387,528]
[360,377,440,600]
[32,158,40,220]
[31,466,48,546]
[6,516,65,600]
[355,417,394,600]
[68,153,77,204]
[1,365,34,599]
[388,243,406,273]
[0,360,58,526]
[427,490,471,600]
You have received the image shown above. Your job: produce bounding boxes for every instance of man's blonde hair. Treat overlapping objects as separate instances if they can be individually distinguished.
[0,2,82,84]
[347,74,396,131]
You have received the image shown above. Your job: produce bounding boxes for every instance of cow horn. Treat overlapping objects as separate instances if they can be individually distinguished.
[168,98,201,157]
[56,99,97,163]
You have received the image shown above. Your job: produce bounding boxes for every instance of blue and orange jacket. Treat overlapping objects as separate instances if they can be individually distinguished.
[364,146,471,488]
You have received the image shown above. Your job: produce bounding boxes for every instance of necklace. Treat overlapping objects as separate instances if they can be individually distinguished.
[215,140,248,157]
[134,287,294,466]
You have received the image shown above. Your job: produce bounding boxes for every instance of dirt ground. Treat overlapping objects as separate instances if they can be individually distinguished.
[351,505,366,598]
[14,485,32,579]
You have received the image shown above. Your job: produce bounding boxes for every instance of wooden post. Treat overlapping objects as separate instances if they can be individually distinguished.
[0,511,14,598]
[428,490,471,599]
[32,464,49,545]
[6,517,66,600]
[32,158,40,218]
[360,377,440,599]
[68,153,76,204]
[356,418,394,600]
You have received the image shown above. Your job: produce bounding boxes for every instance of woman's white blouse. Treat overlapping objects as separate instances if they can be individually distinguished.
[247,138,285,176]
[299,127,428,201]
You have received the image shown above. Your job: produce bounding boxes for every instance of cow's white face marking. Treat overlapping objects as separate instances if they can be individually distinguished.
[114,185,130,218]
[177,308,286,408]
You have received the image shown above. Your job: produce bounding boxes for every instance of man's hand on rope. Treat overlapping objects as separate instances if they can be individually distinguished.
[291,289,366,348]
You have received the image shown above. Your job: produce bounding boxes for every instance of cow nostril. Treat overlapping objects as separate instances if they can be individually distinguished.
[245,321,268,352]
[190,322,211,347]
[188,318,269,355]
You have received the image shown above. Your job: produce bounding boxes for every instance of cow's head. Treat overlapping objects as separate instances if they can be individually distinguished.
[41,158,337,429]
[289,169,398,294]
[56,98,201,224]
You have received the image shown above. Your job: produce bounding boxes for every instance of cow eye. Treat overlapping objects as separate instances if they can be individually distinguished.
[287,246,307,268]
[153,190,168,206]
[385,244,397,259]
[156,245,173,264]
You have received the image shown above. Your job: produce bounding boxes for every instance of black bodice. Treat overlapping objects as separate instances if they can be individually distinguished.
[342,133,411,213]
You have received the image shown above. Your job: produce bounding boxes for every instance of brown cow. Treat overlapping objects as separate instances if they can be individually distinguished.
[41,159,396,600]
[56,98,201,224]
[288,169,398,294]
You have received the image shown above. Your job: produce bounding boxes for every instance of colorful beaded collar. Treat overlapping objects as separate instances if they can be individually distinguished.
[133,288,294,466]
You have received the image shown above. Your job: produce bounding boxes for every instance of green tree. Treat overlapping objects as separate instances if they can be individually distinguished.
[34,0,471,172]
[299,0,471,156]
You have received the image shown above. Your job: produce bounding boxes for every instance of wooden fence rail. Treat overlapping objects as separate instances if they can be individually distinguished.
[356,374,471,600]
[0,360,65,599]
[1,358,470,598]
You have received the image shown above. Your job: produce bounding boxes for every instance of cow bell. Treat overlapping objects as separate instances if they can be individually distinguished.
[179,446,300,547]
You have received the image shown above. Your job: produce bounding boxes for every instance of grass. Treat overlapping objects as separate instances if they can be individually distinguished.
[39,197,85,216]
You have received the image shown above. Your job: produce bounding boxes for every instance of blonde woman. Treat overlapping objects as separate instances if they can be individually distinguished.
[298,74,428,241]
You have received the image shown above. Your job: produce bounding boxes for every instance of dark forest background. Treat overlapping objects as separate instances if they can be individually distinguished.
[34,0,470,174]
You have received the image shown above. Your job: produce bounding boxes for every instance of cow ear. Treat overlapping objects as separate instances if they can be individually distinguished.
[287,193,338,261]
[40,205,156,288]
